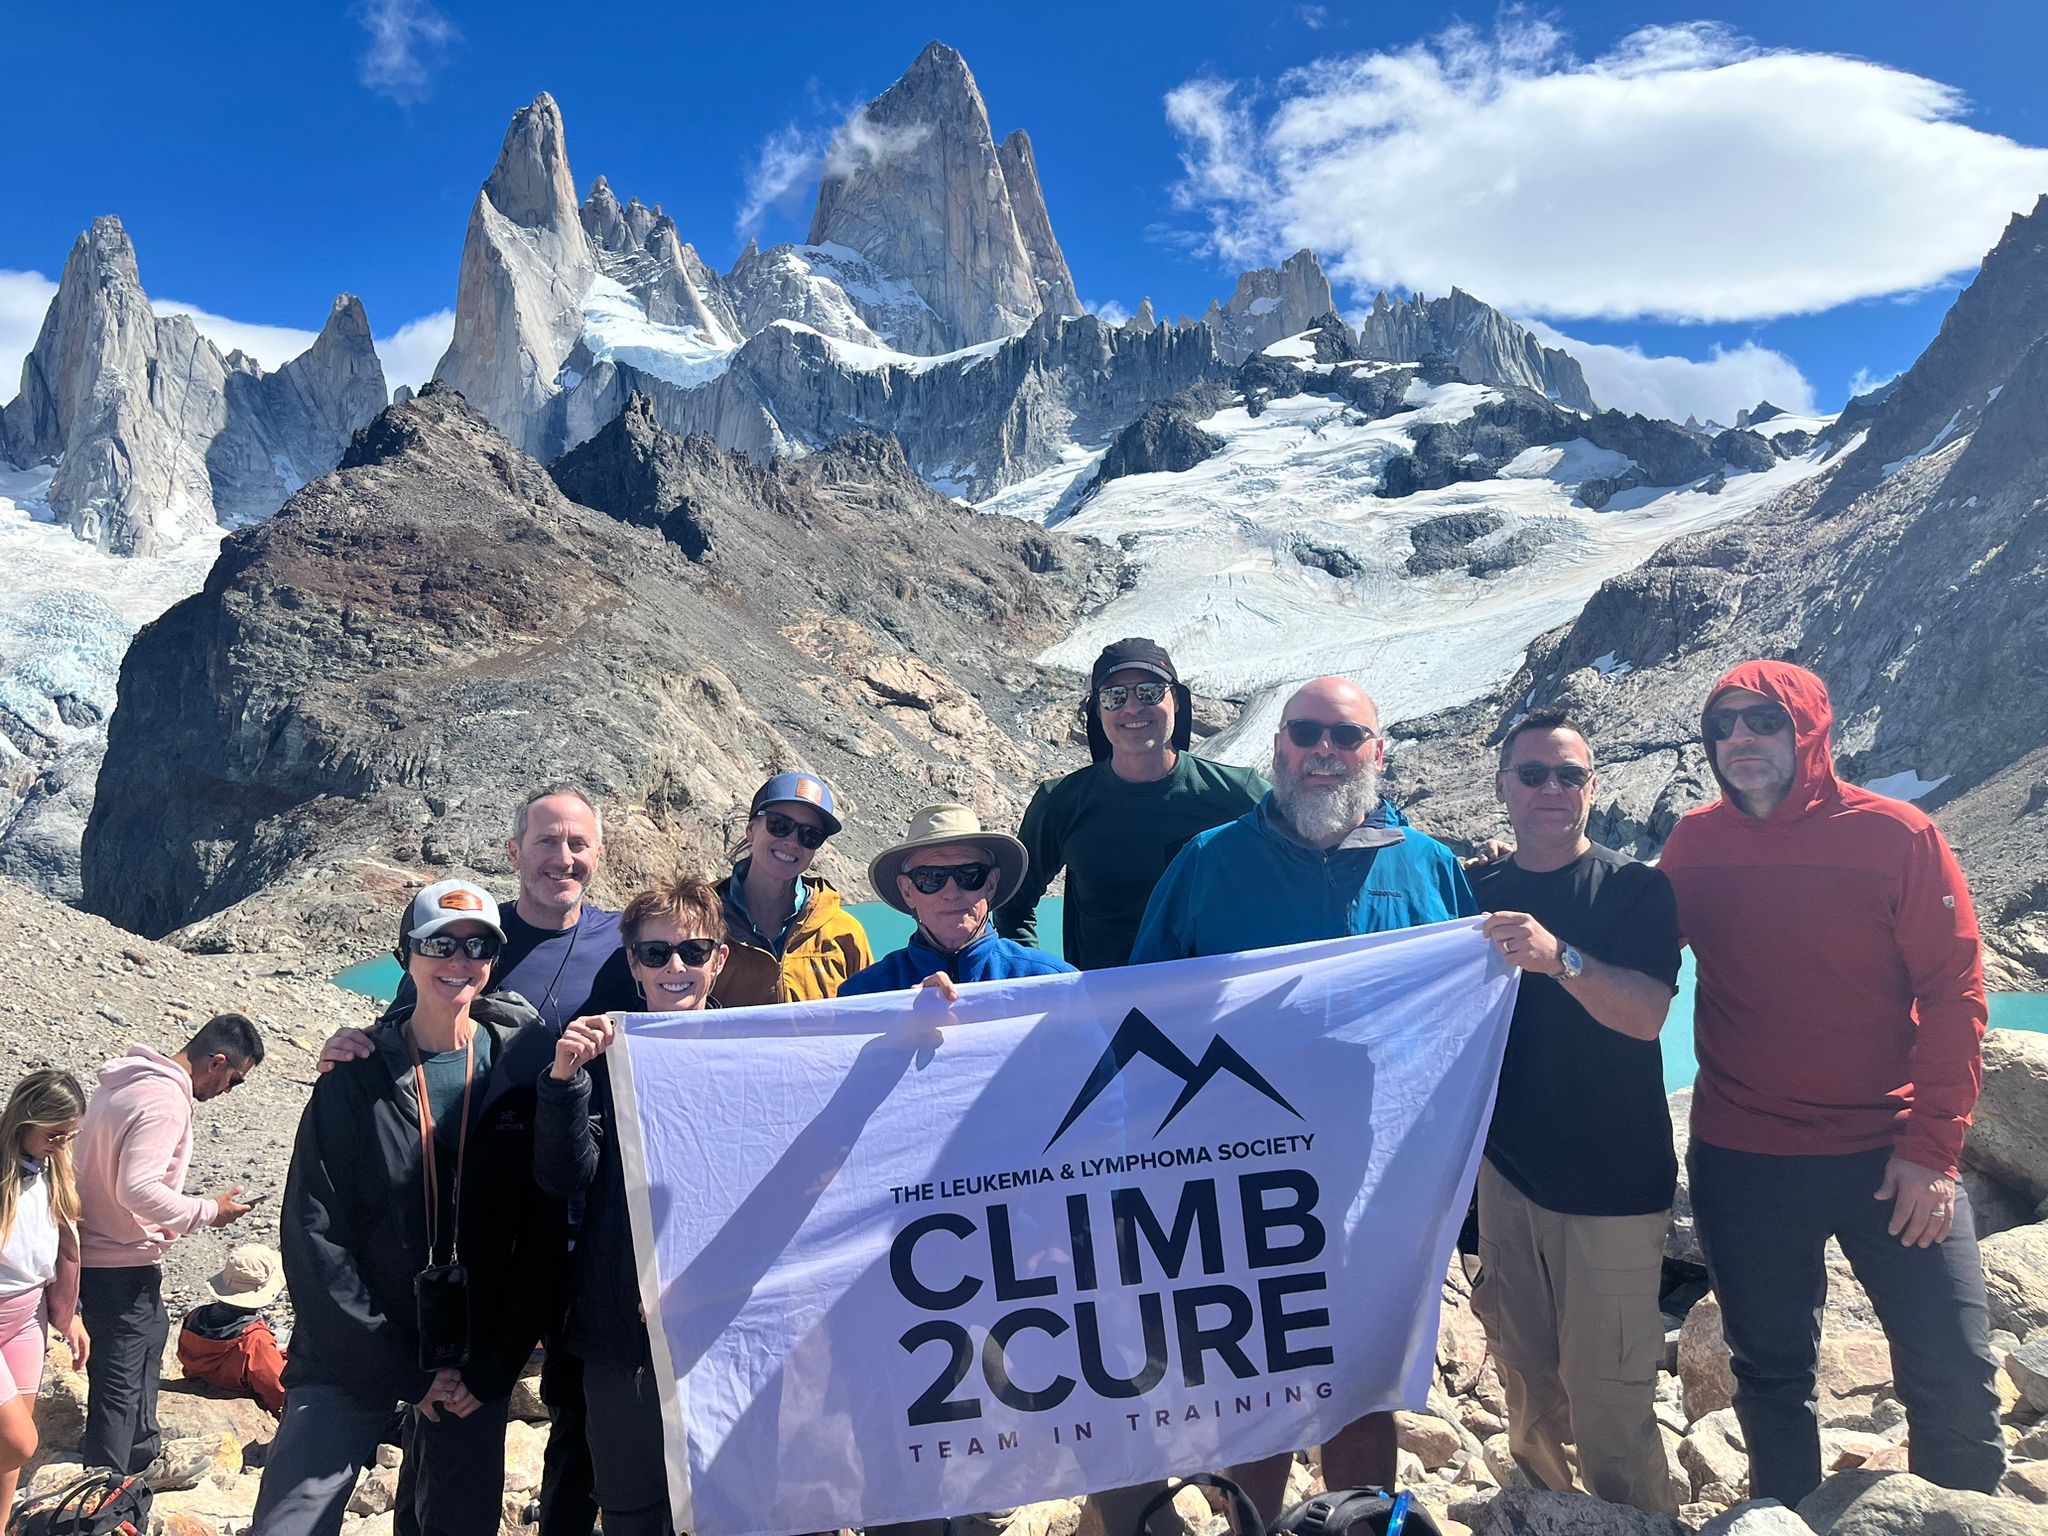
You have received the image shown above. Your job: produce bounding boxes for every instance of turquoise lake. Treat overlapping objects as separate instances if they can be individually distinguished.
[334,896,2048,1092]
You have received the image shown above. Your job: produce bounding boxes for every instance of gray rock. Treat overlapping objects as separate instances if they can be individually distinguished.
[996,129,1082,321]
[1712,429,1779,474]
[1693,1502,1810,1535]
[1981,1223,2048,1337]
[433,92,598,458]
[808,42,1053,351]
[1088,388,1233,494]
[77,384,1117,965]
[1966,1033,2048,1202]
[1407,513,1506,576]
[1357,286,1597,411]
[2008,1335,2048,1413]
[1201,250,1336,362]
[1467,1485,1688,1534]
[1797,1468,2048,1534]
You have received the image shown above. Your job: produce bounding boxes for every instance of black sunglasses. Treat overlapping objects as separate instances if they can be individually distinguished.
[1097,682,1170,712]
[1705,704,1791,742]
[411,934,501,961]
[631,938,722,968]
[1510,762,1593,789]
[1283,719,1376,751]
[902,862,994,895]
[756,809,828,849]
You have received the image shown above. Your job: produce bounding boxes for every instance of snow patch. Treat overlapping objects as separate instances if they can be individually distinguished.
[1863,769,1950,803]
[1262,332,1321,362]
[579,275,738,390]
[1500,439,1637,485]
[769,322,1007,377]
[1248,296,1281,316]
[1882,410,1964,476]
[1591,651,1635,678]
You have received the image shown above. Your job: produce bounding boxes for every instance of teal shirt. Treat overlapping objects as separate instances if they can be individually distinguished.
[994,753,1270,970]
[419,1027,494,1135]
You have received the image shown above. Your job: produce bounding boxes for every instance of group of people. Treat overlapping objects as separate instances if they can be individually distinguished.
[0,637,2004,1536]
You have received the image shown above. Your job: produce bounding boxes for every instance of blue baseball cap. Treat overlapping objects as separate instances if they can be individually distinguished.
[750,772,843,837]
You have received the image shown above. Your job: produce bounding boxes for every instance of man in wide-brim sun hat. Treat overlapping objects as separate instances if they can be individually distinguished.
[838,803,1075,995]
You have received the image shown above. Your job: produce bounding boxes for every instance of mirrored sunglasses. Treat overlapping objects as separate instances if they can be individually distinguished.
[1097,682,1170,712]
[630,938,722,968]
[411,933,502,961]
[1283,719,1376,751]
[757,809,828,849]
[903,862,994,895]
[1705,704,1791,742]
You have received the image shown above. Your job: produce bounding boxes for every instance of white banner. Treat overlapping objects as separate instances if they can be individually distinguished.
[609,919,1516,1536]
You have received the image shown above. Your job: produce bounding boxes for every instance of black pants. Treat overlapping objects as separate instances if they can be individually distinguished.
[78,1265,167,1473]
[1690,1141,2005,1505]
[538,1345,598,1536]
[579,1350,673,1536]
[255,1384,508,1536]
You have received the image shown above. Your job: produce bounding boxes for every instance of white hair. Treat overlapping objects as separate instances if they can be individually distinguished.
[1271,752,1382,845]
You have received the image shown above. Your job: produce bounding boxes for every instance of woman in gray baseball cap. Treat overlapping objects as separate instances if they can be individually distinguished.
[256,879,566,1536]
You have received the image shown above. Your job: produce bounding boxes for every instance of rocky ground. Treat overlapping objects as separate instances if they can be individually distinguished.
[15,861,2048,1533]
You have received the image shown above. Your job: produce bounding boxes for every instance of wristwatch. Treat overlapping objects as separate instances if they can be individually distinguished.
[1556,944,1584,981]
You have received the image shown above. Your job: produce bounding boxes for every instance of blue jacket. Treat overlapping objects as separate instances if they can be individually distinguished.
[839,926,1076,995]
[1130,795,1477,962]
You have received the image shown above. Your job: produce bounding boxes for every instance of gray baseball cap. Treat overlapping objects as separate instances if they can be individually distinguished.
[398,879,506,952]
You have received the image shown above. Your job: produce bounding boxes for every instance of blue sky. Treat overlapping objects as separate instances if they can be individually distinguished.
[5,1,2048,421]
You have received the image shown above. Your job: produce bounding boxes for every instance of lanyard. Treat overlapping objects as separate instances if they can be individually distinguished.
[406,1026,476,1267]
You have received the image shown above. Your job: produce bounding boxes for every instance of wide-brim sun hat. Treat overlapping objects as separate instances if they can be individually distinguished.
[207,1243,287,1310]
[867,803,1029,915]
[750,771,844,837]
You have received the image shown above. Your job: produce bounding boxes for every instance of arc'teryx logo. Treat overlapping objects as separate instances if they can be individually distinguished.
[1046,1007,1302,1150]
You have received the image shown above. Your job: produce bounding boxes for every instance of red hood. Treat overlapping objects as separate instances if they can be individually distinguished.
[1702,659,1840,821]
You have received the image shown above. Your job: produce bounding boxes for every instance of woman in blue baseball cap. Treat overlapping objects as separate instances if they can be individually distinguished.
[711,771,874,1007]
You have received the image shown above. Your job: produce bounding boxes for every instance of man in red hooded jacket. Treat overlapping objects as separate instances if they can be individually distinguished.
[1658,659,2003,1505]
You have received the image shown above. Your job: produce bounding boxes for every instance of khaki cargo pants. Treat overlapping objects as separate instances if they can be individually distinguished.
[1471,1159,1679,1515]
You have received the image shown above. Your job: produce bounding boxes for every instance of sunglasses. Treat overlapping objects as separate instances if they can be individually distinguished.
[1509,762,1593,790]
[411,934,502,961]
[39,1129,79,1146]
[1282,719,1376,751]
[1097,682,1170,712]
[902,862,994,895]
[630,938,722,969]
[756,809,828,849]
[1705,704,1792,742]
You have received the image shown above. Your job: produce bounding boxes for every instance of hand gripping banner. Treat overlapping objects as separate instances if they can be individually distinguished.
[607,918,1517,1536]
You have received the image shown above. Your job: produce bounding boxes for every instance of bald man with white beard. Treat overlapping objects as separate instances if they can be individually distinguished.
[1115,675,1478,1527]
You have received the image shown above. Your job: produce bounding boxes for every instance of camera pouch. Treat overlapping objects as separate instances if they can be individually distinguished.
[414,1262,472,1370]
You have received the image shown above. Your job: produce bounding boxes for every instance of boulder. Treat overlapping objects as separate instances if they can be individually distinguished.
[1981,1224,2048,1337]
[154,1381,280,1450]
[1398,1411,1466,1470]
[1466,1485,1689,1534]
[1679,1294,1737,1421]
[1798,1468,2048,1534]
[1963,1167,2041,1241]
[1678,1410,1749,1499]
[2007,1461,2048,1504]
[349,1463,400,1516]
[2009,1337,2048,1414]
[502,1420,549,1497]
[1665,1088,1700,1263]
[1694,1503,1812,1535]
[508,1372,550,1423]
[1007,1500,1085,1536]
[33,1369,89,1454]
[1966,1033,2048,1202]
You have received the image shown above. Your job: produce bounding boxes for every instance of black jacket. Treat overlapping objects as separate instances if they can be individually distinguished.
[280,994,567,1405]
[534,1055,647,1365]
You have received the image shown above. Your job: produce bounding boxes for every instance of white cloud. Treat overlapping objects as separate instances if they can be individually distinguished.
[1083,298,1132,326]
[354,0,459,107]
[1167,19,2048,323]
[1528,321,1816,423]
[375,309,455,390]
[1297,6,1328,30]
[0,270,59,400]
[737,107,932,236]
[1847,366,1899,400]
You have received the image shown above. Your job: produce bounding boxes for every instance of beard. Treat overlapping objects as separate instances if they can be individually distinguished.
[1271,752,1383,844]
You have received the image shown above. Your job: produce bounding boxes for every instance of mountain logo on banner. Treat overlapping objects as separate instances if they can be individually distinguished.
[1045,1007,1302,1149]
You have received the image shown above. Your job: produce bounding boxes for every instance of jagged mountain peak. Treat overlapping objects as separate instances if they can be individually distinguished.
[483,91,581,234]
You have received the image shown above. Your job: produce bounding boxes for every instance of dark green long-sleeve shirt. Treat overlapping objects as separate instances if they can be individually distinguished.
[993,753,1268,970]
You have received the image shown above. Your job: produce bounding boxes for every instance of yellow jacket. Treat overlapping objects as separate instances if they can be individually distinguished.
[712,872,873,1008]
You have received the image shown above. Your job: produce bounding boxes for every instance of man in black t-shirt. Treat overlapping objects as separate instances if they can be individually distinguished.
[1472,710,1683,1516]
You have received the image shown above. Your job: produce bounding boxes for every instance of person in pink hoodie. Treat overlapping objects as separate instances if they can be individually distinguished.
[74,1013,263,1473]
